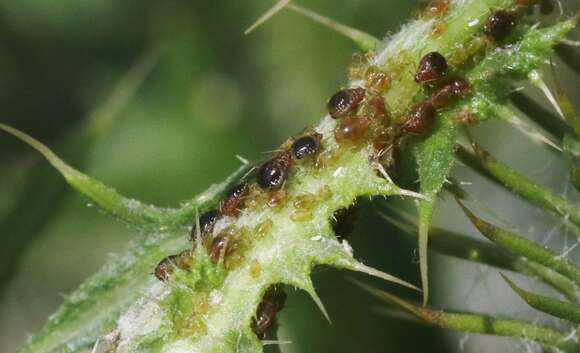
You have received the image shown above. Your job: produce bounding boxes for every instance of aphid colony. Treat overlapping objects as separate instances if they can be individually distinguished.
[151,7,519,340]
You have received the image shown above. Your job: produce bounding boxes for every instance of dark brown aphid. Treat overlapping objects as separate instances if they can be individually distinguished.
[190,209,220,241]
[334,116,371,144]
[415,52,448,83]
[483,10,517,42]
[327,87,366,119]
[403,102,436,134]
[154,249,193,282]
[427,77,470,109]
[256,150,292,191]
[331,205,359,241]
[219,183,250,216]
[292,133,321,159]
[251,286,287,338]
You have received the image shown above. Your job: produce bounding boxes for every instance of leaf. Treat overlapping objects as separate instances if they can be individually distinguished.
[356,282,579,353]
[381,210,579,302]
[502,274,580,323]
[17,166,247,353]
[457,199,580,285]
[456,142,580,230]
[0,52,158,293]
[413,112,457,305]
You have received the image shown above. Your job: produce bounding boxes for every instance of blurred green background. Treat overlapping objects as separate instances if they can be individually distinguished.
[0,1,577,353]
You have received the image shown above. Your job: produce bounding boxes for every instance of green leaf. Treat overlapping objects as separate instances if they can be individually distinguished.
[357,282,580,353]
[458,199,580,286]
[502,274,580,323]
[456,142,580,230]
[413,112,457,305]
[382,210,579,302]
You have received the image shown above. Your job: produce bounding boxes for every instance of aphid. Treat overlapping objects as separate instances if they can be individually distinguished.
[427,77,470,109]
[256,150,292,191]
[190,208,220,241]
[483,10,517,42]
[219,183,250,216]
[403,102,436,134]
[331,205,359,241]
[292,133,321,159]
[431,20,448,36]
[367,95,388,122]
[415,51,448,83]
[208,234,227,263]
[327,87,366,119]
[154,249,193,282]
[251,286,287,338]
[267,189,287,208]
[334,116,371,144]
[422,0,449,17]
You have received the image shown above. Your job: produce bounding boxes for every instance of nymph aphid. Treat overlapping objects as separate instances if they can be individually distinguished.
[415,52,448,83]
[422,0,449,17]
[190,209,220,241]
[219,183,250,216]
[483,10,517,42]
[327,87,366,119]
[256,150,292,191]
[334,116,371,144]
[154,250,193,282]
[404,102,436,134]
[251,286,287,338]
[367,95,389,122]
[292,133,321,159]
[427,77,470,108]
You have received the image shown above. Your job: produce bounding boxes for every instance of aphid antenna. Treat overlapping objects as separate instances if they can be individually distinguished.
[241,166,257,181]
[284,3,380,51]
[244,0,291,34]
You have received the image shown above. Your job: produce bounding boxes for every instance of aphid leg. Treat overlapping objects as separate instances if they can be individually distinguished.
[372,160,394,184]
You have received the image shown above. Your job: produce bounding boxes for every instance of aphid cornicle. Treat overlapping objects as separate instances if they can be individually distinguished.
[256,150,292,191]
[154,249,193,282]
[403,102,436,134]
[190,209,220,241]
[415,52,448,83]
[219,183,249,216]
[327,87,366,119]
[483,10,517,42]
[334,116,371,144]
[292,133,321,159]
[251,286,287,338]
